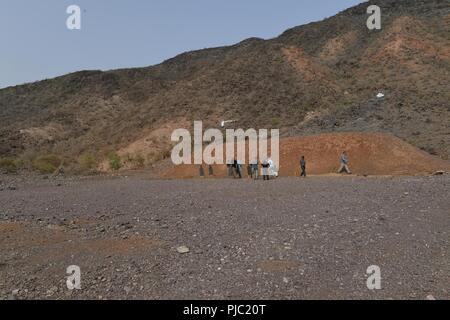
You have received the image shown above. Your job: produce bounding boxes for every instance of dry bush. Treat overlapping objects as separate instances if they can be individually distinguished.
[0,158,22,173]
[107,153,122,171]
[32,154,61,174]
[78,153,97,172]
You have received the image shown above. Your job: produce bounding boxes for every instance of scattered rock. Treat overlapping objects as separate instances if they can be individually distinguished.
[176,246,190,254]
[124,286,131,295]
[1,174,449,300]
[47,224,65,231]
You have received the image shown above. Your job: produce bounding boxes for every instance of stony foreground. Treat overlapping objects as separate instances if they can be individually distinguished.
[0,175,449,300]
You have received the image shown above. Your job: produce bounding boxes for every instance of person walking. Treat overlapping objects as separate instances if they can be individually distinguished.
[338,151,352,174]
[300,156,306,177]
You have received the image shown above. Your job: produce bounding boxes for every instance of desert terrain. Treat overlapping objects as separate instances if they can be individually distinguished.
[0,174,449,300]
[1,0,450,176]
[162,133,450,179]
[1,0,449,302]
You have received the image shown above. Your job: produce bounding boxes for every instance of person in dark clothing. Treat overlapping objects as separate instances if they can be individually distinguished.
[231,159,237,178]
[250,159,259,180]
[237,159,242,179]
[300,156,306,177]
[246,163,252,178]
[234,158,242,179]
[227,160,234,177]
[261,160,270,181]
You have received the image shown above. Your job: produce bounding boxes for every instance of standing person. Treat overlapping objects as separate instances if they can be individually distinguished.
[261,159,270,181]
[338,151,352,174]
[199,165,205,177]
[246,162,252,178]
[227,160,234,177]
[250,158,259,180]
[267,157,275,178]
[300,156,306,177]
[234,158,242,179]
[237,159,243,179]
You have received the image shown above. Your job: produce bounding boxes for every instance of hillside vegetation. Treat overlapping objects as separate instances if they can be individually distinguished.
[1,0,449,173]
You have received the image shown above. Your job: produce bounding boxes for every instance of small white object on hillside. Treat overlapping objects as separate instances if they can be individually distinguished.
[221,120,236,128]
[376,92,385,99]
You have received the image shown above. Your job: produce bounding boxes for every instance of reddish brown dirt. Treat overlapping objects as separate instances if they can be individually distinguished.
[162,133,450,179]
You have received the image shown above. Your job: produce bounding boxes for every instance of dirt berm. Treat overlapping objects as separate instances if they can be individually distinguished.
[162,133,450,178]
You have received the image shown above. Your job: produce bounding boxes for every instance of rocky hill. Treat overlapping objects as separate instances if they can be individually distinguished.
[162,133,450,178]
[1,0,449,173]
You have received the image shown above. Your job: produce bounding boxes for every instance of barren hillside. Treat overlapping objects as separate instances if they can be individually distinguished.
[0,0,449,174]
[162,133,450,178]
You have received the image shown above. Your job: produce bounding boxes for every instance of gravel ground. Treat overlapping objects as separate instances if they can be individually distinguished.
[0,174,449,300]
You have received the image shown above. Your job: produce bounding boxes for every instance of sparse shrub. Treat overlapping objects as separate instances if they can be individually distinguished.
[125,153,133,162]
[32,154,61,174]
[108,153,122,171]
[149,136,159,144]
[271,117,281,127]
[422,146,438,156]
[78,153,97,172]
[14,159,24,168]
[134,154,145,168]
[0,158,20,173]
[162,148,172,159]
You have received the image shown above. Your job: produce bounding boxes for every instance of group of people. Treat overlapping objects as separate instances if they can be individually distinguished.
[299,151,352,177]
[227,158,277,181]
[205,151,352,179]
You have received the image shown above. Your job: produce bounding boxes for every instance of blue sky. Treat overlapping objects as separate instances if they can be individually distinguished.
[0,0,364,88]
